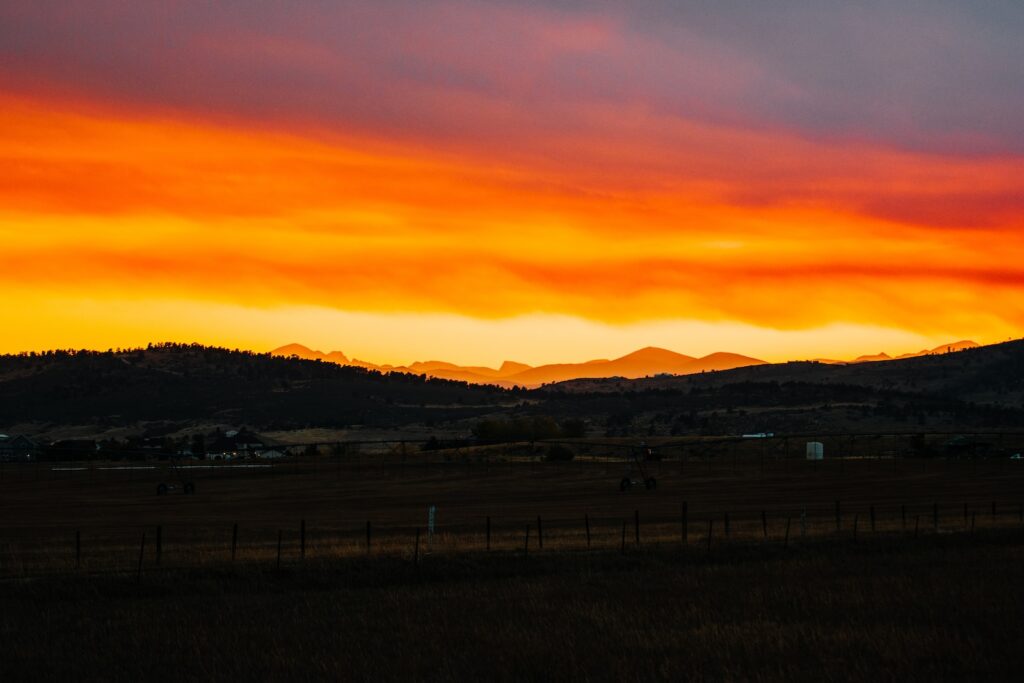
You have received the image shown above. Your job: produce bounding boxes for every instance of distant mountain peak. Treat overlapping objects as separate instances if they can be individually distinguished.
[271,344,348,364]
[617,346,694,362]
[498,360,531,374]
[930,340,979,353]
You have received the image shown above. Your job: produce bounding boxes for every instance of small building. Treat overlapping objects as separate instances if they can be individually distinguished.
[0,435,40,461]
[806,442,824,460]
[206,429,274,460]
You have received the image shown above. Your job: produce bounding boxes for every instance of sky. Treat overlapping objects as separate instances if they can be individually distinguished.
[1,1,1022,366]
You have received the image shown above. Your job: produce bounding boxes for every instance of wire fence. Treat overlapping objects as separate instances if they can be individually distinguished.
[3,497,1023,581]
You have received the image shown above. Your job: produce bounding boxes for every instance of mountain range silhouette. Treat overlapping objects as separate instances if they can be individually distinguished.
[271,340,978,388]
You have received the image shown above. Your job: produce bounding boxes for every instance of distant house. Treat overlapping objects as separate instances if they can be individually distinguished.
[0,435,40,461]
[206,429,274,460]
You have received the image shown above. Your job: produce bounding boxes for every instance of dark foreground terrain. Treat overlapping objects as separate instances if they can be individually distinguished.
[2,458,1024,681]
[2,531,1023,681]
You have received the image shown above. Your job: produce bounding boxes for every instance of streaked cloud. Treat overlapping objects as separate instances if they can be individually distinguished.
[0,2,1022,357]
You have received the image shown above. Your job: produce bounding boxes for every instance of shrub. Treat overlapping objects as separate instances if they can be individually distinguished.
[545,444,575,461]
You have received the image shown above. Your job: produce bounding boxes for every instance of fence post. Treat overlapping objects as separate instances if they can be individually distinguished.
[231,523,238,562]
[136,530,146,583]
[536,516,543,550]
[634,509,640,546]
[486,516,491,551]
[682,501,688,543]
[585,514,591,549]
[156,525,162,566]
[761,510,767,539]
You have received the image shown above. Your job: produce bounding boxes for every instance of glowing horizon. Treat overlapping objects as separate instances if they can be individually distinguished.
[2,3,1022,364]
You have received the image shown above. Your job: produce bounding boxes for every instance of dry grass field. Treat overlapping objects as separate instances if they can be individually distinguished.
[2,453,1023,572]
[3,453,1024,680]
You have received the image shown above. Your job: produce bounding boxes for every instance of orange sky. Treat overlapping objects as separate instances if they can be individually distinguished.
[2,3,1023,365]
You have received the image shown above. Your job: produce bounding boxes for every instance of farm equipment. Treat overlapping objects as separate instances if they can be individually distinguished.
[620,443,657,491]
[156,457,195,496]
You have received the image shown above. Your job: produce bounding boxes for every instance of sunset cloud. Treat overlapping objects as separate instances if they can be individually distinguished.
[1,2,1022,359]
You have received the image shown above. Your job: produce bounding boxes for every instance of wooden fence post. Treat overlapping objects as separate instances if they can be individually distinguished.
[136,530,146,583]
[231,523,238,562]
[585,514,591,549]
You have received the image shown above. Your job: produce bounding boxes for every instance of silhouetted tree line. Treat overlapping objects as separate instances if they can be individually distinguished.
[0,343,514,429]
[473,416,586,443]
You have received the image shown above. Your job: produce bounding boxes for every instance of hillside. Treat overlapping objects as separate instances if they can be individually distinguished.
[0,343,514,437]
[551,339,1024,403]
[3,340,1023,443]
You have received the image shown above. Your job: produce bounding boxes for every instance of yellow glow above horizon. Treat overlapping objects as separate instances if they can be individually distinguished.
[1,93,1023,362]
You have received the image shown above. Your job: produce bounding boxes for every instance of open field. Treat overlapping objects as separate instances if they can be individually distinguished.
[4,453,1024,680]
[2,453,1023,573]
[3,531,1024,681]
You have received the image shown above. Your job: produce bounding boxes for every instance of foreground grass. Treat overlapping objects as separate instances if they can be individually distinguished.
[2,531,1023,681]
